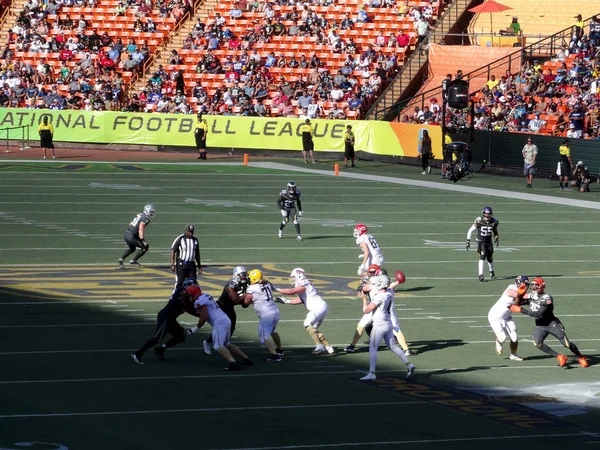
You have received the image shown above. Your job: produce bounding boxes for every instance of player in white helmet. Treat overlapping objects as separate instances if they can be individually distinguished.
[359,274,415,381]
[275,268,334,355]
[118,204,155,268]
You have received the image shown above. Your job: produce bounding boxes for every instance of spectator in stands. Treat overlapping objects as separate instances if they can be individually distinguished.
[229,2,243,19]
[590,16,600,45]
[574,14,584,41]
[568,104,585,138]
[528,113,546,133]
[356,6,369,23]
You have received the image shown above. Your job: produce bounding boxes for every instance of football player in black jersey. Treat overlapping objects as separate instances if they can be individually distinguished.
[510,277,589,368]
[466,206,499,281]
[277,181,303,241]
[118,204,155,268]
[131,278,199,364]
[202,266,249,355]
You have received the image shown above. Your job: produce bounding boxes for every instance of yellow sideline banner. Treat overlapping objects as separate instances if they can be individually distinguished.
[0,108,441,157]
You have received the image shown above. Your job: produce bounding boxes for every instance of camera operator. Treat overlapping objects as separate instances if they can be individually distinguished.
[571,161,591,192]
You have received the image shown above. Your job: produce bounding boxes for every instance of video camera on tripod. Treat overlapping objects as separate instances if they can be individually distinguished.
[442,141,473,182]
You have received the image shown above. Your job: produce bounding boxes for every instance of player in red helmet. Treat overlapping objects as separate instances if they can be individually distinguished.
[354,224,384,277]
[510,277,589,368]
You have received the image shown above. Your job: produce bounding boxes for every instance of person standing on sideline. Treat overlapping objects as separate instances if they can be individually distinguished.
[522,137,538,188]
[343,124,356,168]
[38,116,56,159]
[300,119,316,163]
[195,113,208,160]
[170,224,202,289]
[466,206,499,282]
[118,204,155,268]
[359,274,415,381]
[419,129,432,175]
[277,181,303,240]
[558,139,573,190]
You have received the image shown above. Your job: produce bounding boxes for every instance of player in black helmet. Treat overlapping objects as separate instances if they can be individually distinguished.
[277,181,303,241]
[118,204,155,268]
[466,206,499,281]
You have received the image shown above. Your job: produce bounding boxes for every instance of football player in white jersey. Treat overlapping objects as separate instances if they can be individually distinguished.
[185,285,253,371]
[243,269,284,363]
[275,268,334,355]
[359,275,415,381]
[344,265,412,356]
[353,224,384,276]
[487,275,528,361]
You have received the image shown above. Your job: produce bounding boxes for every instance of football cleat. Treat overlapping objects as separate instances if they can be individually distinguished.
[326,346,335,354]
[264,354,282,363]
[312,346,327,355]
[360,372,376,381]
[353,224,368,238]
[117,258,124,269]
[495,341,503,355]
[131,353,143,365]
[344,345,356,353]
[153,346,166,360]
[557,354,568,367]
[130,260,141,266]
[578,357,589,368]
[296,235,302,241]
[490,271,496,279]
[479,275,484,282]
[406,363,416,379]
[242,358,254,366]
[278,230,282,238]
[509,354,523,361]
[276,348,285,356]
[202,340,212,355]
[226,361,241,371]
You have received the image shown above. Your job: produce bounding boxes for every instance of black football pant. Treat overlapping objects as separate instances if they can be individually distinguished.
[175,263,197,288]
[136,311,185,357]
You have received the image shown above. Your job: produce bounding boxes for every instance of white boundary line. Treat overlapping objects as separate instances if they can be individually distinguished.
[0,365,597,385]
[0,400,425,419]
[206,433,591,450]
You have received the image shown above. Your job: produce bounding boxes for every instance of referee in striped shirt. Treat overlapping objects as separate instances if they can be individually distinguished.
[170,224,202,288]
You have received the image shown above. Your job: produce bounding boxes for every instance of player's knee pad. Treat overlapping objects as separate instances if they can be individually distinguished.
[281,220,287,226]
[497,330,507,344]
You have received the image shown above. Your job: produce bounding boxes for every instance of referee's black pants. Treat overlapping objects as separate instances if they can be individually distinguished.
[175,263,197,288]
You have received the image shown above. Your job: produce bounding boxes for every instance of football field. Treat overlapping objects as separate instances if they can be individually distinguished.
[0,159,599,450]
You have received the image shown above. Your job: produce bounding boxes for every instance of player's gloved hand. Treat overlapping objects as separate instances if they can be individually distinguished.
[509,305,522,313]
[466,239,470,251]
[358,254,364,259]
[197,267,203,275]
[185,326,199,336]
[517,283,528,296]
[298,211,303,217]
[141,239,149,250]
[275,296,287,304]
[357,264,365,276]
[280,209,287,217]
[494,236,500,247]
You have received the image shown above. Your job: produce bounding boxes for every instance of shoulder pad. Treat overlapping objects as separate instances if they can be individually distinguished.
[541,294,553,304]
[295,189,301,196]
[279,190,286,196]
[474,217,483,225]
[492,217,499,224]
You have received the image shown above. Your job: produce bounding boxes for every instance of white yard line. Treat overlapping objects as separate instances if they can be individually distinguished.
[206,433,590,450]
[0,400,426,419]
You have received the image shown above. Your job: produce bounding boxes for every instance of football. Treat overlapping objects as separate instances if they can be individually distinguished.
[395,270,406,283]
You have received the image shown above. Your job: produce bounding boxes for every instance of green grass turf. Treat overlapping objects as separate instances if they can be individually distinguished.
[0,160,599,450]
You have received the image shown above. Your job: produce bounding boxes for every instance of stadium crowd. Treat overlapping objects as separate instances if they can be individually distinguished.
[401,16,600,139]
[0,0,442,117]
